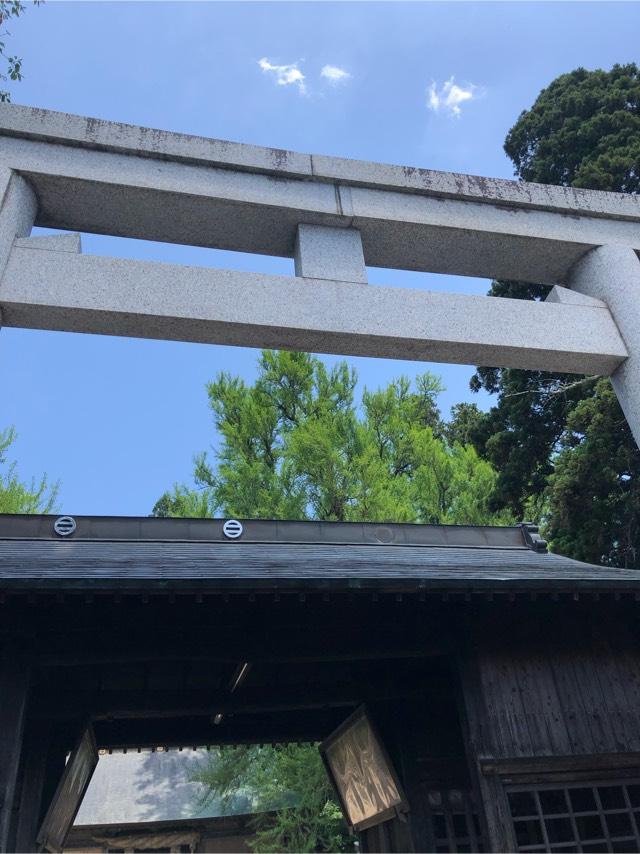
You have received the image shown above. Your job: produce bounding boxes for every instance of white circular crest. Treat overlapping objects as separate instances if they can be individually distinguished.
[54,516,77,537]
[223,519,243,539]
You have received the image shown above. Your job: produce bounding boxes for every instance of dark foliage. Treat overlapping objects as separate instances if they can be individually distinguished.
[471,64,640,566]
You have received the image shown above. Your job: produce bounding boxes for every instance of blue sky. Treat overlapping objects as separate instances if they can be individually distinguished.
[2,1,639,516]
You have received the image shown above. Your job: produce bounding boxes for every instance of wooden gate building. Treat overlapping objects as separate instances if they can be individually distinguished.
[3,105,640,853]
[2,514,640,853]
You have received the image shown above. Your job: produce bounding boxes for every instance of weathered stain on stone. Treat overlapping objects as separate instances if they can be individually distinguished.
[85,116,108,142]
[269,148,294,169]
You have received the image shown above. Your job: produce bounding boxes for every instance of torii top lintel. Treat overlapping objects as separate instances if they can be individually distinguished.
[1,103,640,282]
[0,103,639,447]
[1,103,640,216]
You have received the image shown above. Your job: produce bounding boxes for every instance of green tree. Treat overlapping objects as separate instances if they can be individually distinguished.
[544,380,640,568]
[0,426,58,513]
[192,745,353,853]
[443,402,485,447]
[470,63,640,566]
[157,351,511,852]
[155,350,512,527]
[0,1,39,102]
[504,64,640,192]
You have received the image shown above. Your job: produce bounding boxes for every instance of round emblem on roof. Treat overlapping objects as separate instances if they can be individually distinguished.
[374,526,393,544]
[53,516,76,537]
[223,519,243,539]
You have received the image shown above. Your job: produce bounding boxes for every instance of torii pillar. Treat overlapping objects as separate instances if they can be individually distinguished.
[568,246,640,448]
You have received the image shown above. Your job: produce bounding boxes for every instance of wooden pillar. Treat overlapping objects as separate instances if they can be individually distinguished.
[37,728,73,838]
[13,722,55,854]
[0,642,32,853]
[456,649,517,853]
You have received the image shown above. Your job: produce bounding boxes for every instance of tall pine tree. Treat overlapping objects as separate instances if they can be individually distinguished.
[155,350,512,528]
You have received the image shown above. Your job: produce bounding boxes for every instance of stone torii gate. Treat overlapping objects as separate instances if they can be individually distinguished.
[0,104,639,446]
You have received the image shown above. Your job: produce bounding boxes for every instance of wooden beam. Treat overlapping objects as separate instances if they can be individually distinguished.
[30,682,433,721]
[28,617,453,666]
[93,708,350,750]
[35,641,449,667]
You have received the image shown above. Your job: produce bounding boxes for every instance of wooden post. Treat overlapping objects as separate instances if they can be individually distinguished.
[14,722,54,854]
[0,641,32,853]
[455,649,518,853]
[36,728,74,844]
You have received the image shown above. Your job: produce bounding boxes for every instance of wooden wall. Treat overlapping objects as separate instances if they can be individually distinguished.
[458,603,640,851]
[460,605,640,760]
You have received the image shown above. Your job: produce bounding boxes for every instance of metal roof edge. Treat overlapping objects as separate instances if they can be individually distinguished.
[0,513,532,550]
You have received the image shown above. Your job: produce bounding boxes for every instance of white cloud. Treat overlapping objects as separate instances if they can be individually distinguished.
[258,57,306,94]
[320,65,351,84]
[427,77,479,118]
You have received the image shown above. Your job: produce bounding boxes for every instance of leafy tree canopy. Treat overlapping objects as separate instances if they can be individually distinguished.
[0,426,58,513]
[154,350,512,527]
[192,744,353,853]
[544,380,640,568]
[0,1,39,102]
[471,63,640,566]
[504,64,640,192]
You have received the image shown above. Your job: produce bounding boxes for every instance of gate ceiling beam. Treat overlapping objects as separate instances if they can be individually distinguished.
[30,683,433,720]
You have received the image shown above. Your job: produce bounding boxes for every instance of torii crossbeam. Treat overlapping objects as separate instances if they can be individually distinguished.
[1,105,638,444]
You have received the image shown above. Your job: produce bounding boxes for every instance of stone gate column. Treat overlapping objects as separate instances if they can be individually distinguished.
[0,170,37,288]
[568,245,640,448]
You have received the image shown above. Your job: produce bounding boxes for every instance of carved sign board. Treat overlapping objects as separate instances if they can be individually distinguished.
[37,725,98,853]
[319,706,409,832]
